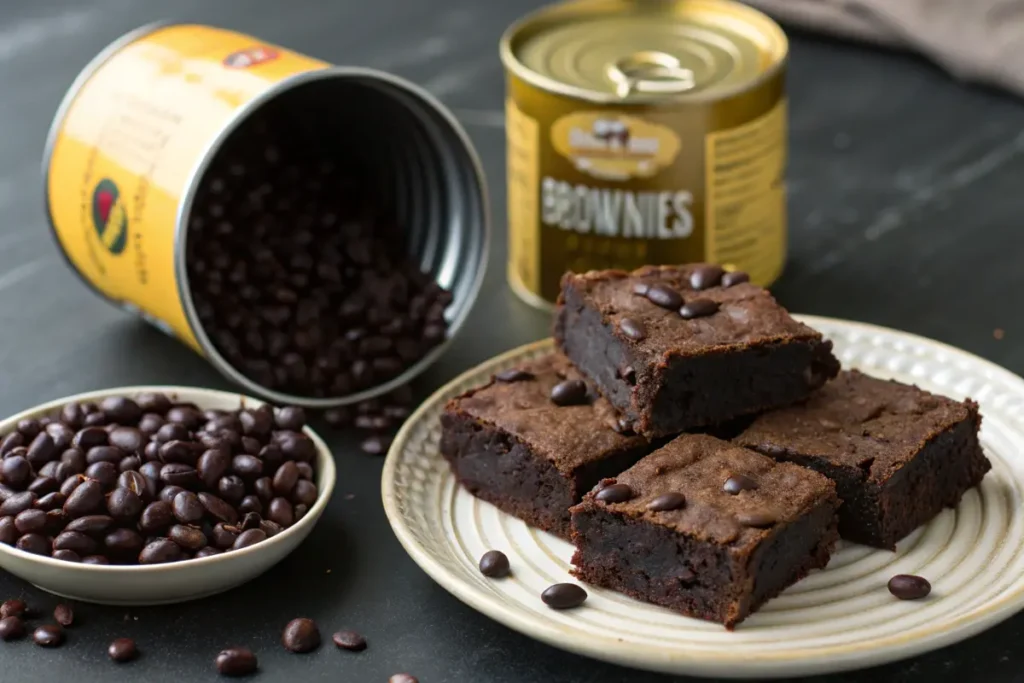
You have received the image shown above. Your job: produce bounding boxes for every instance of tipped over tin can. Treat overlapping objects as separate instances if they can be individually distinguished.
[500,0,788,309]
[44,23,489,407]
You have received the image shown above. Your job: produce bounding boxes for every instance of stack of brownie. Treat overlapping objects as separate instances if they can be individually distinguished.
[440,264,990,628]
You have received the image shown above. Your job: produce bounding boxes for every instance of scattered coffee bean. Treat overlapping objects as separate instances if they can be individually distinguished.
[679,298,720,320]
[33,624,64,647]
[888,574,931,600]
[1,599,26,618]
[108,637,139,662]
[479,550,510,578]
[281,617,320,653]
[330,630,366,652]
[645,284,683,310]
[541,583,588,610]
[54,603,73,627]
[689,264,724,290]
[619,317,647,341]
[646,492,686,512]
[0,616,25,641]
[721,270,750,287]
[550,379,588,406]
[736,510,777,528]
[723,474,758,495]
[495,369,533,383]
[216,646,258,676]
[359,435,391,456]
[594,483,634,504]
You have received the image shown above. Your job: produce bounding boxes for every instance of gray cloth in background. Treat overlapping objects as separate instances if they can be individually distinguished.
[743,0,1024,96]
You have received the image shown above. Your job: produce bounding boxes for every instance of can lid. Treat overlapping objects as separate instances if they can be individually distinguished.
[501,0,787,104]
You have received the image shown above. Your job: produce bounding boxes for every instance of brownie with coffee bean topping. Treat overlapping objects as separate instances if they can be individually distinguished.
[439,353,654,539]
[555,264,841,438]
[734,370,989,549]
[569,433,839,628]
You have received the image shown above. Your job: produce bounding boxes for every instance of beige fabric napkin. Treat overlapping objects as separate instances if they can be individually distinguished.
[743,0,1024,96]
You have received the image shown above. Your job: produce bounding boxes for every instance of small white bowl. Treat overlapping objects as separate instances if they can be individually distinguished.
[0,386,336,605]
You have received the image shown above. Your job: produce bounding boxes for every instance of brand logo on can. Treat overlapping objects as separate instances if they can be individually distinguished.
[550,112,681,181]
[223,46,280,69]
[91,178,128,255]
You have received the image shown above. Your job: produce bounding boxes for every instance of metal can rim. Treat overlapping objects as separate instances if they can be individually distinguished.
[499,0,789,105]
[174,65,491,409]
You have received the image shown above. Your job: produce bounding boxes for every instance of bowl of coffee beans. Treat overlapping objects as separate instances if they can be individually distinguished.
[0,386,336,604]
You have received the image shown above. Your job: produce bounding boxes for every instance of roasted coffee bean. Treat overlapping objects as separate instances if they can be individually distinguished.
[0,616,25,641]
[104,528,144,557]
[231,455,262,480]
[73,427,108,450]
[173,491,204,524]
[238,512,260,531]
[60,403,85,429]
[139,460,162,480]
[541,583,588,610]
[258,444,284,472]
[26,433,57,468]
[160,440,200,466]
[159,485,187,504]
[26,476,57,496]
[60,474,87,497]
[888,574,931,600]
[267,498,294,527]
[108,487,144,520]
[0,516,14,544]
[46,423,75,450]
[0,433,24,457]
[239,408,273,439]
[238,496,262,515]
[118,455,142,472]
[195,546,221,559]
[272,461,299,496]
[218,475,246,505]
[232,528,266,550]
[323,407,353,428]
[199,492,238,524]
[689,264,724,290]
[479,550,510,578]
[1,455,31,489]
[143,442,161,462]
[383,405,411,421]
[82,412,107,427]
[281,617,320,653]
[646,284,683,310]
[16,533,50,555]
[259,520,284,537]
[206,414,243,435]
[108,637,139,662]
[723,474,758,495]
[166,406,203,431]
[216,646,258,676]
[32,624,64,647]
[679,298,720,320]
[293,503,308,521]
[198,448,230,488]
[239,436,261,456]
[211,523,240,549]
[160,463,200,489]
[291,480,317,507]
[37,460,61,480]
[155,423,190,444]
[81,555,109,565]
[295,462,314,481]
[595,483,634,504]
[85,461,118,489]
[274,407,306,431]
[16,419,41,440]
[139,501,175,534]
[0,599,26,618]
[117,471,148,497]
[54,603,73,627]
[52,549,80,562]
[108,427,144,454]
[64,514,113,535]
[331,630,367,651]
[43,509,66,535]
[277,433,315,462]
[0,491,35,516]
[169,524,207,551]
[139,538,182,564]
[359,435,390,456]
[136,392,172,415]
[721,271,750,287]
[737,510,777,528]
[253,477,274,504]
[60,448,86,474]
[54,530,98,555]
[646,492,686,512]
[354,414,391,431]
[14,509,47,534]
[495,368,533,382]
[35,492,66,511]
[138,413,165,436]
[550,379,588,407]
[619,317,647,341]
[100,396,142,425]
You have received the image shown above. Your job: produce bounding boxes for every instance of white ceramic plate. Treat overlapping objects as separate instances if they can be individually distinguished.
[382,316,1024,679]
[0,386,336,605]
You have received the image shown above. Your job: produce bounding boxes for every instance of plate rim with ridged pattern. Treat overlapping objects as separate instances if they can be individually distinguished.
[381,315,1024,679]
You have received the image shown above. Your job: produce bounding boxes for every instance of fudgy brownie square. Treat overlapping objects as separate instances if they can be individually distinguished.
[734,370,989,549]
[439,353,654,539]
[570,434,839,629]
[555,264,841,438]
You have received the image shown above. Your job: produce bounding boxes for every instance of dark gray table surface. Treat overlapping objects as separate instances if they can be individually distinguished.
[2,1,1023,681]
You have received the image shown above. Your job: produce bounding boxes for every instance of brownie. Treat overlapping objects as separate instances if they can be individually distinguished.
[734,370,989,549]
[570,434,839,628]
[555,264,841,438]
[439,353,653,539]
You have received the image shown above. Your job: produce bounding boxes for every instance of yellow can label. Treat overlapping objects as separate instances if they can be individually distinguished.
[549,111,682,181]
[45,24,327,349]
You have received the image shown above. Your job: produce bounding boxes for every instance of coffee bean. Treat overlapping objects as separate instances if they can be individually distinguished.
[238,496,262,516]
[277,433,315,462]
[60,474,86,498]
[259,520,284,537]
[550,379,588,406]
[239,409,273,439]
[1,455,31,489]
[0,491,35,516]
[14,509,47,534]
[32,624,64,647]
[354,414,392,431]
[211,523,239,549]
[689,264,724,290]
[258,444,284,472]
[85,461,118,490]
[618,317,647,341]
[160,463,200,489]
[595,483,634,504]
[0,433,23,458]
[136,392,171,415]
[35,492,66,511]
[61,448,86,474]
[267,498,294,527]
[232,528,267,550]
[0,517,14,544]
[216,646,258,676]
[108,637,139,662]
[541,583,588,610]
[737,510,777,528]
[0,616,25,641]
[26,433,57,469]
[54,530,98,555]
[138,414,165,436]
[272,461,299,496]
[100,397,142,425]
[117,471,148,498]
[359,435,391,456]
[16,533,50,555]
[331,630,366,651]
[108,427,144,453]
[46,423,75,450]
[108,487,144,520]
[198,448,230,488]
[155,423,189,444]
[54,603,73,627]
[231,455,263,480]
[195,546,221,559]
[290,480,317,507]
[888,574,931,600]
[495,369,533,382]
[44,509,66,535]
[64,514,113,535]
[646,492,686,512]
[104,528,144,557]
[723,474,758,495]
[82,412,107,427]
[169,524,207,551]
[253,477,274,504]
[294,503,308,521]
[679,298,720,320]
[37,460,63,480]
[81,555,109,565]
[52,549,80,562]
[139,538,182,564]
[139,501,175,534]
[73,427,108,451]
[389,675,418,683]
[721,271,750,287]
[158,485,187,504]
[274,407,306,431]
[479,550,510,578]
[295,462,313,481]
[166,406,203,431]
[119,455,142,472]
[1,599,27,618]
[646,284,683,310]
[323,407,352,428]
[239,511,261,531]
[281,617,320,653]
[172,490,204,524]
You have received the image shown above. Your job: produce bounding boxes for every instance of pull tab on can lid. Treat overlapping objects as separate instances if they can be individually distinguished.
[501,0,787,104]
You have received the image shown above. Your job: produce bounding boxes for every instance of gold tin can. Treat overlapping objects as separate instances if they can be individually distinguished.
[43,23,488,408]
[500,0,788,308]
